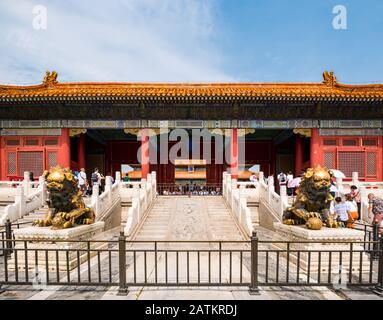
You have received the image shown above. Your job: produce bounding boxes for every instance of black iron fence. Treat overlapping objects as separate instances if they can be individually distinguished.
[0,227,383,296]
[157,183,222,196]
[354,221,382,254]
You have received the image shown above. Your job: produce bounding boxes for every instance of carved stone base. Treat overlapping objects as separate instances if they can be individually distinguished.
[273,223,371,273]
[9,222,106,271]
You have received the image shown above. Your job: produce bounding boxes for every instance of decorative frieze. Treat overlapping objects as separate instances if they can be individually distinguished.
[0,128,62,136]
[319,128,382,136]
[0,119,382,130]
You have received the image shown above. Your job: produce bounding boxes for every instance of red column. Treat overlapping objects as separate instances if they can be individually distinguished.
[231,128,238,179]
[295,134,303,176]
[310,128,321,168]
[141,128,150,180]
[59,128,71,168]
[78,133,86,169]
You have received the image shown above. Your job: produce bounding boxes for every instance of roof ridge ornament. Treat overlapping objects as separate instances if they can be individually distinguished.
[322,70,337,86]
[42,70,58,86]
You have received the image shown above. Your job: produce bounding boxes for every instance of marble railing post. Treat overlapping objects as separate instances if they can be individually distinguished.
[105,176,113,203]
[92,184,100,214]
[38,175,46,206]
[258,171,264,184]
[359,186,368,221]
[23,171,30,197]
[267,175,274,188]
[141,178,147,209]
[336,177,343,195]
[15,186,26,219]
[231,178,237,209]
[151,171,157,196]
[115,171,121,182]
[222,172,227,198]
[352,172,359,186]
[279,185,288,218]
[239,184,246,221]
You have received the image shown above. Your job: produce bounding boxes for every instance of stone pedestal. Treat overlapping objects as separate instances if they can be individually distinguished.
[10,222,106,271]
[273,222,371,273]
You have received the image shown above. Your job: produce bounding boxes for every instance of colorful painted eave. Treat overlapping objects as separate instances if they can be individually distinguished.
[1,71,383,101]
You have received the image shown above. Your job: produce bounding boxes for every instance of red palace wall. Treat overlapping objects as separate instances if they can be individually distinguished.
[316,135,383,181]
[0,128,70,180]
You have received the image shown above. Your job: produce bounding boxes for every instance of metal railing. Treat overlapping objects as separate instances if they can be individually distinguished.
[157,183,222,196]
[354,221,382,255]
[0,230,382,296]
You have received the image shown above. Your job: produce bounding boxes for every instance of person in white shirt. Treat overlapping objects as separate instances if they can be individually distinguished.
[77,168,87,196]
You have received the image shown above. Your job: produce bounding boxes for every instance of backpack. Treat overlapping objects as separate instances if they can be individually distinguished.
[91,172,98,183]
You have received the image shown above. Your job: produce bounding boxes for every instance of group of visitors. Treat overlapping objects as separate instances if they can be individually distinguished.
[330,186,383,234]
[277,171,295,195]
[332,190,359,228]
[161,184,221,196]
[73,167,105,196]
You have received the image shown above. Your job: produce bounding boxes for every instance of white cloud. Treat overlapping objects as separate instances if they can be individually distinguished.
[0,0,233,84]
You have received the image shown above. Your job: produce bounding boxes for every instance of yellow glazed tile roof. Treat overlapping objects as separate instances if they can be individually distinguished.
[1,71,383,100]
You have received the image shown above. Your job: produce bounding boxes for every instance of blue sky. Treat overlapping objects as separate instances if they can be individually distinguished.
[0,0,382,84]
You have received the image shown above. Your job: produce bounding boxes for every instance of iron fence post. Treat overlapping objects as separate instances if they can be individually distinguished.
[372,223,380,260]
[5,219,12,257]
[117,231,128,295]
[372,237,383,296]
[249,231,260,295]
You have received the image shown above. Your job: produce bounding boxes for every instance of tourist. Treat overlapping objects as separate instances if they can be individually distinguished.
[277,171,287,190]
[249,173,258,183]
[91,167,104,193]
[122,173,130,182]
[345,193,358,228]
[29,171,34,188]
[368,193,383,236]
[350,185,361,218]
[329,179,338,198]
[333,196,348,227]
[77,168,88,196]
[286,171,294,196]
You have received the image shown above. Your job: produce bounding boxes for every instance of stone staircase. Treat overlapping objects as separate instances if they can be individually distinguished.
[17,206,49,225]
[247,201,260,227]
[120,201,132,228]
[132,196,245,241]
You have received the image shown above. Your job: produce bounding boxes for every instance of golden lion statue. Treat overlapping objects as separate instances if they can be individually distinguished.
[282,165,340,230]
[33,166,95,229]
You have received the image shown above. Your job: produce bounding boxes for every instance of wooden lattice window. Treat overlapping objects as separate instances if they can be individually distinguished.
[324,151,335,169]
[362,139,378,147]
[323,139,337,146]
[342,139,358,146]
[338,151,365,177]
[25,139,39,146]
[47,151,58,168]
[366,152,377,176]
[7,152,17,175]
[6,139,20,146]
[18,151,44,176]
[44,139,58,146]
